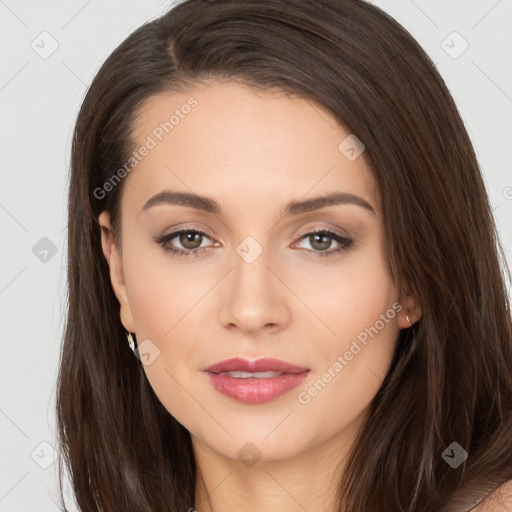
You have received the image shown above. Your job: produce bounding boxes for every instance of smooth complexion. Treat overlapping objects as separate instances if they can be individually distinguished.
[99,81,421,512]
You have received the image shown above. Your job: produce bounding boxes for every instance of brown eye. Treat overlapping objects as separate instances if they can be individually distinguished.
[153,228,214,257]
[294,229,353,258]
[309,233,334,251]
[178,231,203,250]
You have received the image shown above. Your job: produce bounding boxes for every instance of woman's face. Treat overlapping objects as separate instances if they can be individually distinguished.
[99,80,414,464]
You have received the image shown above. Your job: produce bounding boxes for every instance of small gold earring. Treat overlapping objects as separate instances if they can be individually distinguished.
[406,314,411,325]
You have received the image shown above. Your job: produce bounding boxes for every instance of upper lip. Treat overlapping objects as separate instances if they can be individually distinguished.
[204,357,309,374]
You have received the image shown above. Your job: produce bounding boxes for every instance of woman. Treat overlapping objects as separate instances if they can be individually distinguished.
[56,0,512,510]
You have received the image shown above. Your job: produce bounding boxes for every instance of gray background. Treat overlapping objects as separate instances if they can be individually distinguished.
[0,0,511,510]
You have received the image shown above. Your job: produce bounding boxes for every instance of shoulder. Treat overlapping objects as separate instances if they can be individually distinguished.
[472,479,512,511]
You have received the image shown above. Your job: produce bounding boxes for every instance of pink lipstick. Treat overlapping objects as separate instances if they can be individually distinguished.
[203,357,310,404]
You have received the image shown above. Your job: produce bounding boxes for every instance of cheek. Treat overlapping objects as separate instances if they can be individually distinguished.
[294,243,400,435]
[296,237,398,353]
[121,241,215,429]
[123,255,204,433]
[123,238,205,338]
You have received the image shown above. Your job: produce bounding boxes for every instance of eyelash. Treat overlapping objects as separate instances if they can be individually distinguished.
[153,225,353,259]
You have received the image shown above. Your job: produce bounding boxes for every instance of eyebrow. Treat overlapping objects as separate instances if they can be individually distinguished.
[142,190,375,216]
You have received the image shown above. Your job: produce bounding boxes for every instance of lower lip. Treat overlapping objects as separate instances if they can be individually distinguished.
[206,371,310,404]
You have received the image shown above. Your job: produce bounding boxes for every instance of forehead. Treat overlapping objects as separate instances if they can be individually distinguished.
[123,81,378,217]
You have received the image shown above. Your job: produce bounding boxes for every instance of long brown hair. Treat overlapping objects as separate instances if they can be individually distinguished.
[56,0,512,510]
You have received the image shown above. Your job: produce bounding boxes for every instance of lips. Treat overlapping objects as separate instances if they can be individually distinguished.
[204,357,309,374]
[203,357,310,404]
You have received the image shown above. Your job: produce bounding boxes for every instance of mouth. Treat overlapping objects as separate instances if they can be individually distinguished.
[203,357,311,404]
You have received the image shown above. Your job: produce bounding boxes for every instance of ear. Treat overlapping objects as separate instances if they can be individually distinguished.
[397,282,422,329]
[98,211,135,333]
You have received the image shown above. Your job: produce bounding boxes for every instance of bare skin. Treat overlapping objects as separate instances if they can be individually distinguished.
[99,80,422,511]
[472,480,512,511]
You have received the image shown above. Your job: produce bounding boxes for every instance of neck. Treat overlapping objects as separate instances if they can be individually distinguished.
[192,425,361,512]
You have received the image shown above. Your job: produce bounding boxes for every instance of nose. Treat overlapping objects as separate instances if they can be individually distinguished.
[218,243,291,334]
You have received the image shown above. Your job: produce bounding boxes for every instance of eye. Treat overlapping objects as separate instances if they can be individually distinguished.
[292,228,353,258]
[153,227,215,258]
